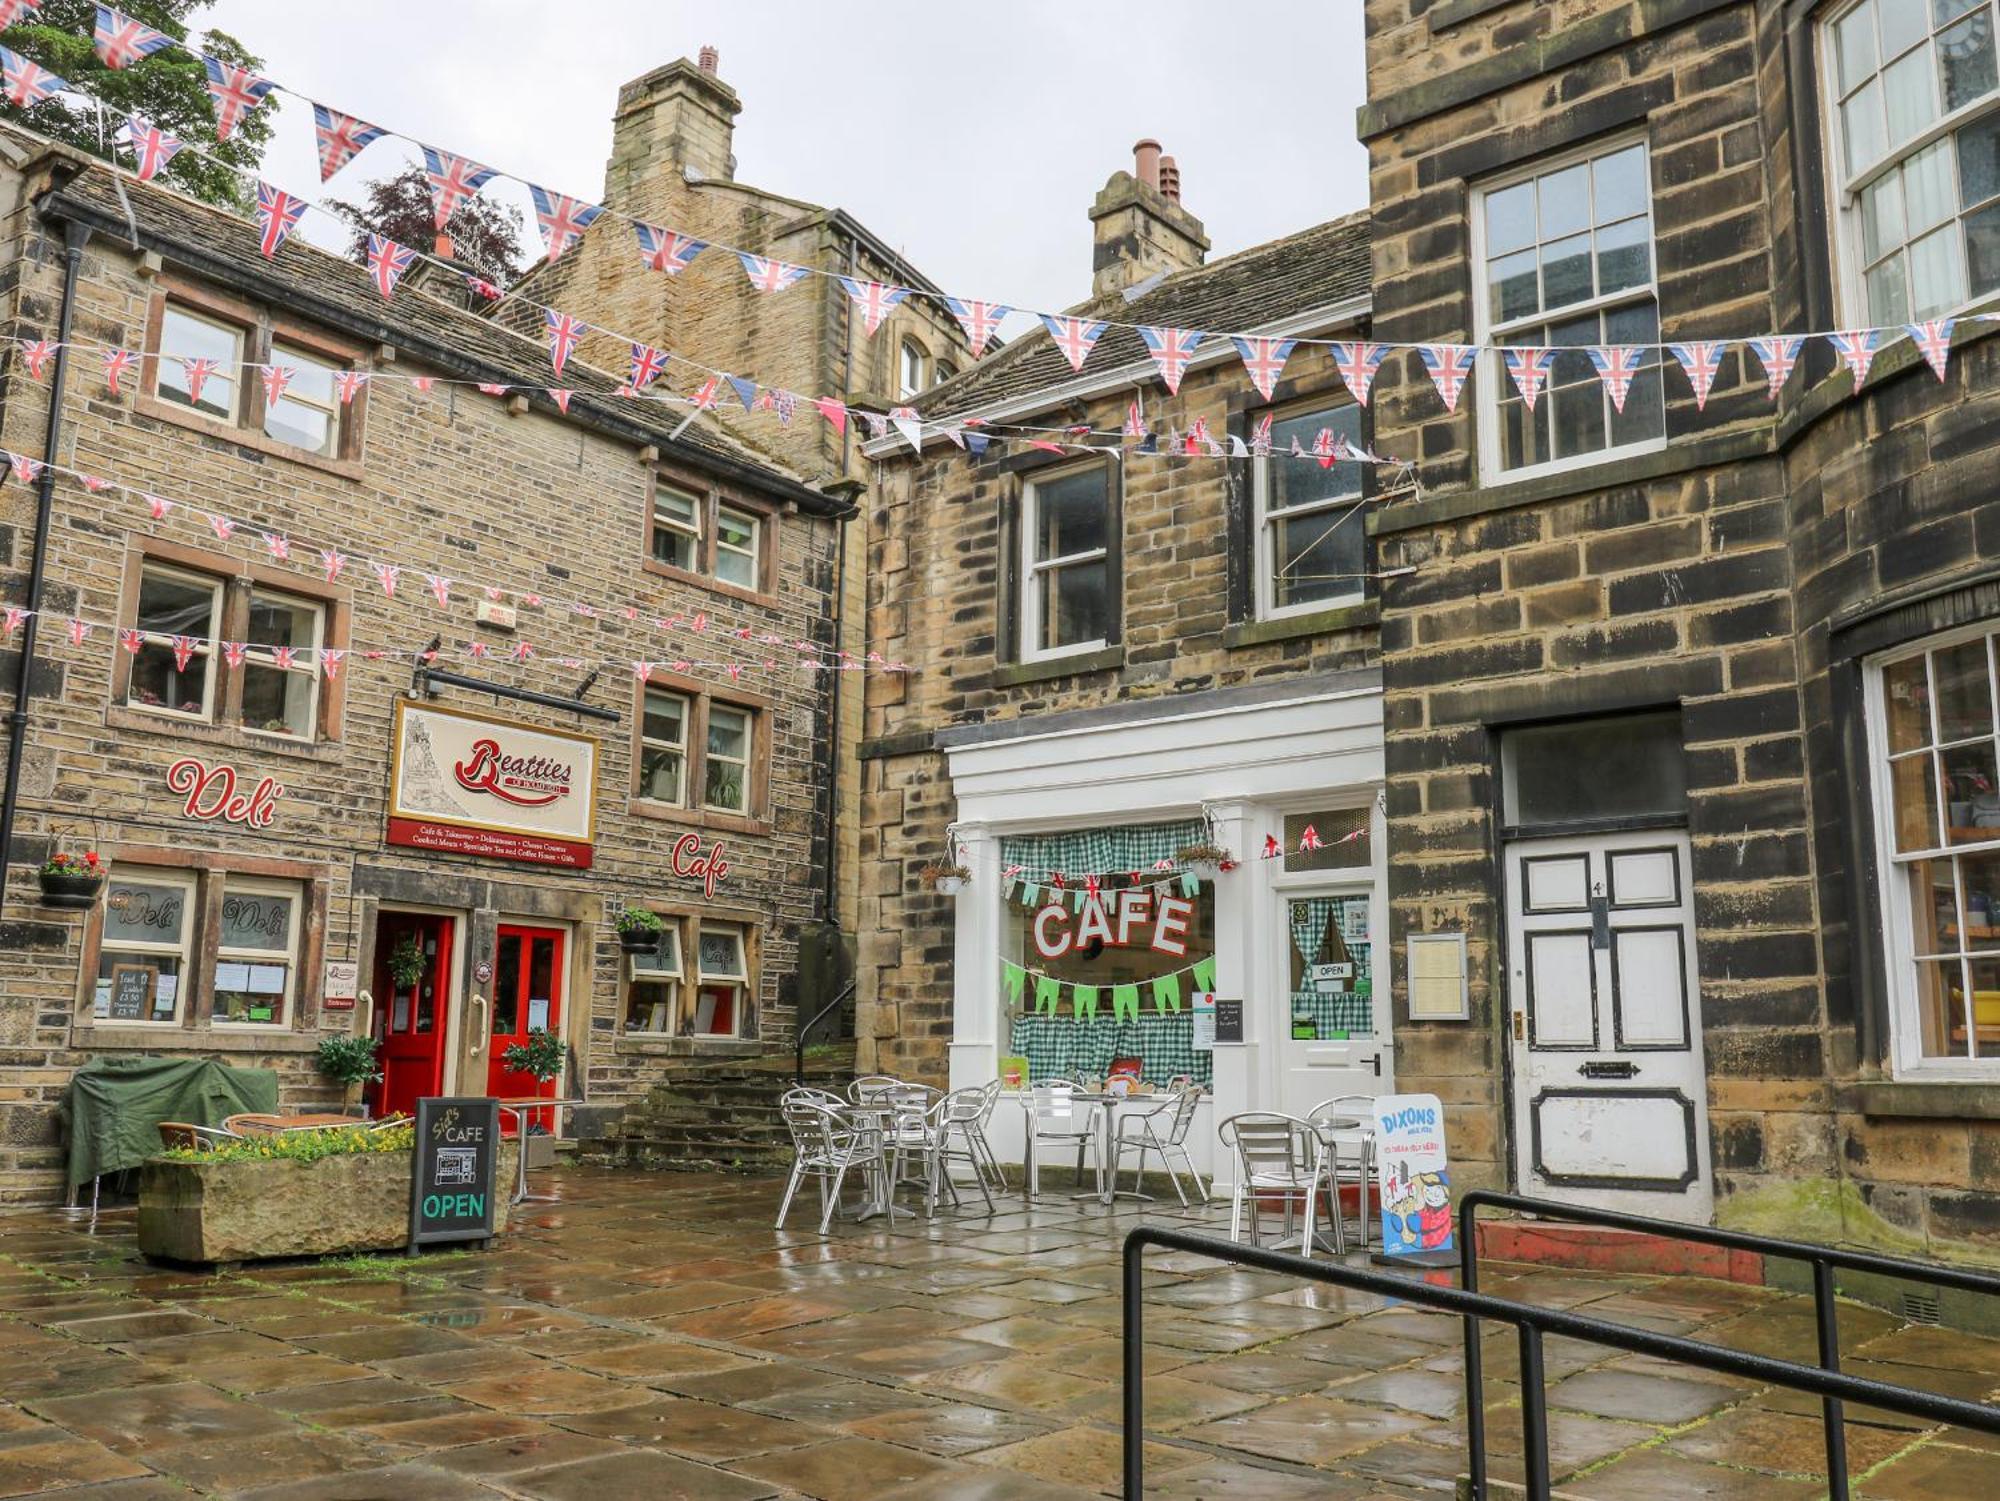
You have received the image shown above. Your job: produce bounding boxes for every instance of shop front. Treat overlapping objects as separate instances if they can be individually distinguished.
[936,673,1388,1186]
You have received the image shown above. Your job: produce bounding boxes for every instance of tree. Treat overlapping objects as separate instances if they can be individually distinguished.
[0,1,270,209]
[331,164,525,289]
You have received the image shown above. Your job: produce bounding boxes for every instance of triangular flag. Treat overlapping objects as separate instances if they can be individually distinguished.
[1112,983,1141,1023]
[725,374,757,411]
[1073,984,1100,1020]
[814,397,848,433]
[1667,341,1726,409]
[889,407,923,454]
[1584,346,1644,413]
[1137,326,1204,394]
[1042,314,1108,373]
[944,297,1010,357]
[1502,347,1554,410]
[1829,329,1885,387]
[259,363,292,407]
[1417,344,1475,412]
[1746,335,1802,401]
[628,343,670,391]
[1002,961,1026,1005]
[310,102,386,182]
[1331,341,1389,406]
[0,44,65,108]
[1034,975,1062,1016]
[334,369,369,404]
[1232,335,1297,400]
[319,648,345,680]
[419,144,497,229]
[737,252,811,293]
[1191,956,1217,992]
[93,7,175,71]
[122,115,185,182]
[527,184,603,262]
[840,276,910,337]
[544,309,586,376]
[1151,973,1183,1013]
[1905,319,1956,382]
[548,387,572,413]
[16,338,52,380]
[364,235,416,300]
[198,55,273,142]
[633,222,707,274]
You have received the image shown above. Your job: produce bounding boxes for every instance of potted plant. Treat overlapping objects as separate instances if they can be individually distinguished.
[316,1033,381,1116]
[501,1028,567,1168]
[615,906,664,955]
[39,849,106,909]
[386,933,425,991]
[1175,843,1234,883]
[920,862,972,897]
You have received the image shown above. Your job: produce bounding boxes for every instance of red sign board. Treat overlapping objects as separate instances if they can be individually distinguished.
[385,816,594,869]
[387,701,598,868]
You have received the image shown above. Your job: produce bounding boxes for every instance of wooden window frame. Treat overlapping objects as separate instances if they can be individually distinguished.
[635,685,692,808]
[210,874,303,1030]
[641,465,780,605]
[1015,457,1120,664]
[628,668,773,835]
[89,868,199,1027]
[622,916,685,1036]
[1251,395,1372,620]
[138,277,368,479]
[691,918,757,1039]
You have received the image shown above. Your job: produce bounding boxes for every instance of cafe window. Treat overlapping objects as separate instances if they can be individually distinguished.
[651,486,702,572]
[157,305,242,420]
[94,873,196,1024]
[264,345,343,457]
[149,291,360,462]
[715,506,760,590]
[637,689,690,805]
[1870,625,2000,1074]
[1254,404,1369,618]
[242,588,323,739]
[694,922,751,1037]
[1020,462,1113,661]
[211,878,300,1027]
[625,919,683,1035]
[128,562,222,719]
[705,704,752,813]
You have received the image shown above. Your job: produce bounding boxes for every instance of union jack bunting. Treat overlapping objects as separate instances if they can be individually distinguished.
[1183,415,1215,455]
[199,55,274,142]
[691,376,722,410]
[773,388,796,425]
[66,618,91,647]
[424,573,451,607]
[259,365,291,407]
[1417,344,1475,412]
[631,661,656,682]
[270,644,296,670]
[7,453,38,484]
[419,145,498,229]
[1042,314,1109,373]
[633,222,707,274]
[261,532,288,561]
[1905,318,1956,382]
[206,512,233,542]
[727,374,757,411]
[372,562,399,597]
[544,309,586,376]
[1829,328,1886,386]
[737,253,811,294]
[320,548,346,582]
[1502,347,1554,410]
[1331,341,1389,406]
[0,3,41,30]
[1123,400,1147,440]
[333,370,369,404]
[464,641,487,659]
[1251,412,1273,455]
[511,640,533,663]
[463,274,503,300]
[17,339,53,380]
[310,102,386,182]
[628,343,670,390]
[254,181,308,259]
[118,627,142,655]
[477,383,508,396]
[1584,345,1645,413]
[122,116,185,181]
[945,297,1010,357]
[364,235,416,300]
[814,396,848,433]
[319,648,345,680]
[547,387,572,413]
[1137,326,1204,394]
[178,357,220,406]
[93,7,175,70]
[412,376,434,393]
[1298,823,1325,851]
[1746,335,1803,401]
[0,46,66,108]
[0,605,20,636]
[78,473,112,492]
[1231,335,1297,400]
[842,277,911,338]
[1310,427,1342,468]
[890,406,923,454]
[528,184,603,262]
[1667,340,1726,410]
[143,493,171,519]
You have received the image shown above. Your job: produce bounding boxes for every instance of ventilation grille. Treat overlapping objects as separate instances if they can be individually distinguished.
[1901,1289,1942,1327]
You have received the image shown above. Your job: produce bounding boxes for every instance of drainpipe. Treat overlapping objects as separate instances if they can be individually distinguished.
[0,214,88,915]
[821,504,846,923]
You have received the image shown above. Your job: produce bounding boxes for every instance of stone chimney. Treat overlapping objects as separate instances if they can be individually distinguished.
[603,48,741,210]
[1088,139,1208,300]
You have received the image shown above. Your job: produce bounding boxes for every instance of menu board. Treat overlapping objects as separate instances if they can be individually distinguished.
[409,1097,500,1249]
[106,963,154,1022]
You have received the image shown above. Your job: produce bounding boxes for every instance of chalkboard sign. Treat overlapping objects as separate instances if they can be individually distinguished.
[1213,997,1245,1044]
[409,1097,500,1249]
[107,963,154,1022]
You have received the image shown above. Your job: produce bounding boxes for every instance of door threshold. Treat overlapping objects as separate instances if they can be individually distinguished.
[1476,1217,1763,1284]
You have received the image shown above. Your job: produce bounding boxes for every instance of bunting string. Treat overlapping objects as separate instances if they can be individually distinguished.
[1002,953,1219,1023]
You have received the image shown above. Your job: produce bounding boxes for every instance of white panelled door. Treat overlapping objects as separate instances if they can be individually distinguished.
[1503,830,1712,1221]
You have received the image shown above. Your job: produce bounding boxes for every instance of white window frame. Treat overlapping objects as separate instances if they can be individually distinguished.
[637,687,691,807]
[704,702,753,814]
[652,485,703,572]
[1819,0,2000,328]
[211,876,302,1028]
[157,303,244,423]
[240,585,324,741]
[625,917,684,1035]
[1019,462,1112,663]
[694,921,750,1037]
[1252,404,1368,621]
[265,342,344,458]
[95,870,199,1026]
[714,504,761,590]
[899,338,928,399]
[1471,133,1665,487]
[1866,618,2000,1080]
[128,561,223,723]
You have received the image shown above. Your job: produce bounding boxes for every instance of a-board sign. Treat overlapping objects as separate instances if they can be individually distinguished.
[410,1097,500,1249]
[1373,1092,1453,1256]
[1212,996,1245,1044]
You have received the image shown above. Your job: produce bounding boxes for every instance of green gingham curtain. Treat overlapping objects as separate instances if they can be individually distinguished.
[1288,893,1373,1035]
[1010,1012,1211,1088]
[1000,818,1208,877]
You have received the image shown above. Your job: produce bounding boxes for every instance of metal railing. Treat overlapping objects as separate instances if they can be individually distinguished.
[794,977,855,1084]
[1123,1224,2000,1501]
[1458,1190,2000,1500]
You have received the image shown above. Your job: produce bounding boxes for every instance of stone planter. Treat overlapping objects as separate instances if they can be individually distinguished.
[136,1141,517,1265]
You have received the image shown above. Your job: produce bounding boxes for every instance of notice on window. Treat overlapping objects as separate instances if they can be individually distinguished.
[214,961,251,993]
[527,997,549,1032]
[247,965,286,995]
[1191,991,1216,1052]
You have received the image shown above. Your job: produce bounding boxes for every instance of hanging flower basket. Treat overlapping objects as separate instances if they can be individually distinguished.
[920,862,972,897]
[616,906,664,955]
[38,851,106,910]
[1175,844,1234,884]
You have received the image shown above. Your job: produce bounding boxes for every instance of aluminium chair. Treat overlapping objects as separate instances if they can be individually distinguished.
[1022,1079,1102,1201]
[1307,1094,1380,1254]
[1218,1112,1322,1256]
[775,1098,884,1234]
[1112,1080,1208,1208]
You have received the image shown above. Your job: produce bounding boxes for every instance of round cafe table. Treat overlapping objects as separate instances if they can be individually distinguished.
[495,1097,583,1206]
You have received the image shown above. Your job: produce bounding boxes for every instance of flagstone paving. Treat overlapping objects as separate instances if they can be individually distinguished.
[0,1164,1995,1497]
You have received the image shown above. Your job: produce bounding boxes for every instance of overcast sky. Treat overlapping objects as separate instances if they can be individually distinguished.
[198,0,1370,320]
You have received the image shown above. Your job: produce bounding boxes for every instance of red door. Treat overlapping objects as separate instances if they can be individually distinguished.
[487,924,565,1134]
[368,913,454,1120]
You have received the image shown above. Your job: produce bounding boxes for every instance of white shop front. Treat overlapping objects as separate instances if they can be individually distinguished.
[938,672,1388,1187]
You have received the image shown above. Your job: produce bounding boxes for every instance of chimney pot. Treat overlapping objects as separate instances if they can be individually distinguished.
[1158,156,1182,202]
[434,230,454,260]
[698,45,719,74]
[1133,138,1162,189]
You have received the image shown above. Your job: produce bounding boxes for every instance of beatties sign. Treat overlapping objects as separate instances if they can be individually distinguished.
[453,739,573,808]
[166,757,285,828]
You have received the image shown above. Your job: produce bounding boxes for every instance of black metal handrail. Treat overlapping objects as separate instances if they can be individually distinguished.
[1457,1190,2000,1500]
[1123,1225,2000,1501]
[794,977,855,1084]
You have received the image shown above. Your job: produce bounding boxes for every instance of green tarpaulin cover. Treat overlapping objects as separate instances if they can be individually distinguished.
[60,1055,279,1191]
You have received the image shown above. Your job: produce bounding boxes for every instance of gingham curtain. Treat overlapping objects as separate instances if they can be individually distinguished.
[1288,894,1373,1035]
[1010,1012,1211,1088]
[1000,818,1207,877]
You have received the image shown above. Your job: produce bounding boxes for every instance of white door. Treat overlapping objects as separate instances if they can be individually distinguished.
[1504,830,1712,1220]
[1279,889,1389,1119]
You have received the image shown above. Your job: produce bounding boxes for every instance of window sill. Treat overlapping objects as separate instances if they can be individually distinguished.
[993,645,1125,688]
[624,798,770,838]
[1841,1080,2000,1120]
[73,1022,321,1052]
[641,558,777,610]
[615,1033,763,1057]
[1225,600,1379,649]
[104,704,344,762]
[135,394,362,481]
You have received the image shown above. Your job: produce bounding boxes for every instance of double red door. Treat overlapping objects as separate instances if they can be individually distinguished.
[368,913,453,1120]
[487,923,566,1132]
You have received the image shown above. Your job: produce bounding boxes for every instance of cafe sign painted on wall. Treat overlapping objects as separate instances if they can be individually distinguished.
[387,700,598,868]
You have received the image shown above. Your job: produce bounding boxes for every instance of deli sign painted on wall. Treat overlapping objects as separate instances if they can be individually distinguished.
[387,701,599,868]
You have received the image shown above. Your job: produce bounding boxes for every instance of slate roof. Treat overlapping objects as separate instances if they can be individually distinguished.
[913,210,1372,420]
[34,151,846,516]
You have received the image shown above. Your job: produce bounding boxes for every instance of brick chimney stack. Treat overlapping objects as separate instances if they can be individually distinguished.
[1088,138,1208,300]
[602,48,741,212]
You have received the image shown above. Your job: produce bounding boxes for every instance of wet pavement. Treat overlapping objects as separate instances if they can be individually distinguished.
[0,1163,1996,1497]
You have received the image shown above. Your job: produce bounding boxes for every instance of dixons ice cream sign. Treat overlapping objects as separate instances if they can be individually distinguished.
[387,701,598,868]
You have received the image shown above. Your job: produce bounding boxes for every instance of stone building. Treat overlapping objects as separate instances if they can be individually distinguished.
[858,145,1384,1169]
[0,131,852,1203]
[1364,0,2000,1256]
[514,47,971,943]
